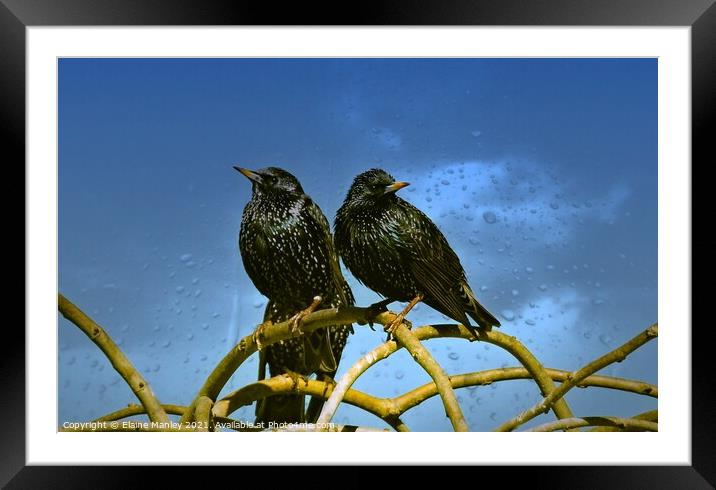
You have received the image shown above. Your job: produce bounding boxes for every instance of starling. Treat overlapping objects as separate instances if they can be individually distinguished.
[235,166,354,425]
[334,168,500,334]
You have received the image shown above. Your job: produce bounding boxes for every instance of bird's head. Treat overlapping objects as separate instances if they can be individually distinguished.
[344,168,410,207]
[234,166,305,196]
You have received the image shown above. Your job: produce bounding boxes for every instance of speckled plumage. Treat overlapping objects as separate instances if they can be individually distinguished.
[237,166,353,424]
[334,168,500,331]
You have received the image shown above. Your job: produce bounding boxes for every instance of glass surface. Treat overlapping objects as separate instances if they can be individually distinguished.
[58,58,657,431]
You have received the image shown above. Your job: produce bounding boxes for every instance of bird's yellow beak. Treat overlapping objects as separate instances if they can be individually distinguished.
[234,166,262,184]
[385,181,410,194]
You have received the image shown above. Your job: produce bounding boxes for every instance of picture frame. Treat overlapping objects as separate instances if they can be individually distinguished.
[8,0,711,485]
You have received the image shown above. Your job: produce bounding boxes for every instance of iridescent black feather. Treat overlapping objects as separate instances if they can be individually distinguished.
[237,166,353,424]
[334,168,500,331]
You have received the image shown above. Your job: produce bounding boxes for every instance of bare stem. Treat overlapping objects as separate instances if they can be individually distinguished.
[496,323,658,432]
[390,322,468,431]
[392,367,657,414]
[525,416,658,432]
[65,289,656,435]
[316,322,574,430]
[180,305,390,424]
[58,294,169,424]
[210,367,654,432]
[193,396,214,432]
[93,404,187,422]
[590,409,658,432]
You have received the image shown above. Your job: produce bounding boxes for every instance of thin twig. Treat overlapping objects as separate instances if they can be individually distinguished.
[93,404,186,422]
[390,322,468,431]
[392,367,657,414]
[590,409,658,432]
[525,416,658,432]
[65,288,656,434]
[317,323,575,430]
[213,374,386,419]
[58,294,170,424]
[180,305,391,424]
[315,336,398,427]
[210,367,654,432]
[184,308,573,426]
[496,323,658,432]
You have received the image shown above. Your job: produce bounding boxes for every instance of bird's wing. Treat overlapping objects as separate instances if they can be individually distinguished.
[239,216,272,298]
[305,197,354,308]
[397,204,471,325]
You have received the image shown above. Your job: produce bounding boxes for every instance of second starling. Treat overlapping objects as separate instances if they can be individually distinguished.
[236,166,354,424]
[334,168,500,333]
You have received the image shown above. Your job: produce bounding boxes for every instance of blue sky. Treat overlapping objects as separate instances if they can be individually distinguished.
[58,58,657,431]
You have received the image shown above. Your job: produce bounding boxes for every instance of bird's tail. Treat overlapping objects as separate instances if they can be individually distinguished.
[255,394,306,426]
[463,284,501,331]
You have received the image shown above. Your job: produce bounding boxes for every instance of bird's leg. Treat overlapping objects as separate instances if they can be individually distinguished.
[384,294,423,340]
[288,296,323,335]
[362,298,394,329]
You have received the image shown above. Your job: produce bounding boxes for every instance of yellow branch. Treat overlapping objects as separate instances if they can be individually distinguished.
[93,404,186,422]
[180,305,391,424]
[313,322,575,430]
[211,368,655,432]
[391,367,657,414]
[496,323,658,432]
[590,409,658,432]
[63,290,655,433]
[391,323,469,431]
[525,416,657,432]
[194,396,214,432]
[58,294,170,424]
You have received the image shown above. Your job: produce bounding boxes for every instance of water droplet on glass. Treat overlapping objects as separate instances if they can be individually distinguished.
[482,211,497,224]
[501,310,516,321]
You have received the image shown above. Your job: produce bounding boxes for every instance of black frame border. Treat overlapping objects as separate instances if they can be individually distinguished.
[6,0,712,487]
